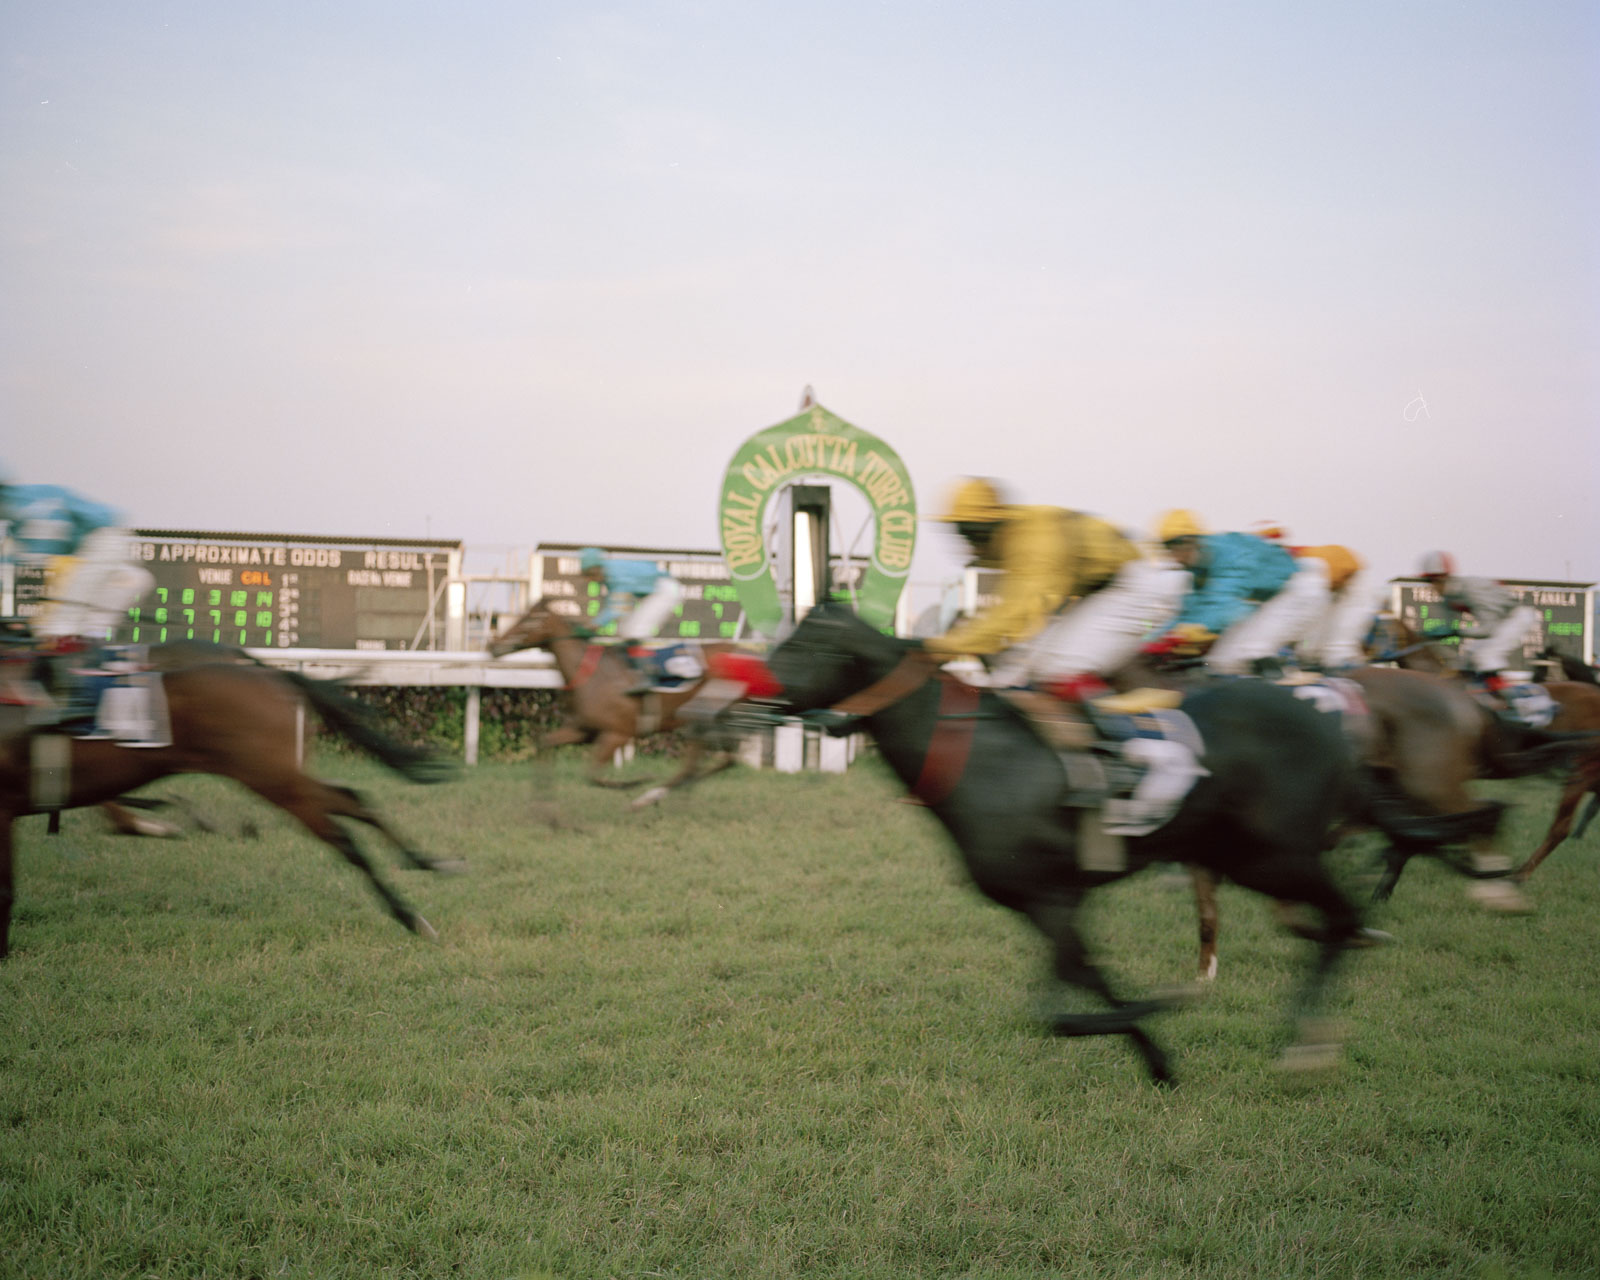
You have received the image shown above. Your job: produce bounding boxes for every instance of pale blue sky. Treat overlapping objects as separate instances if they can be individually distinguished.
[4,1,1597,592]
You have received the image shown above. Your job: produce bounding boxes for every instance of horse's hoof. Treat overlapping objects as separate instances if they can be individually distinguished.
[630,787,669,811]
[1197,955,1219,983]
[1468,880,1535,914]
[412,914,440,942]
[1278,1040,1342,1076]
[124,817,181,838]
[1352,927,1395,947]
[428,858,469,876]
[1279,1019,1343,1076]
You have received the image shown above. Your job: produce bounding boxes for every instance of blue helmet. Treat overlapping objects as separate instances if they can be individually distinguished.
[577,546,606,572]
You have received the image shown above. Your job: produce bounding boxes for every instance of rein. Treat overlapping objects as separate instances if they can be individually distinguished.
[823,650,942,717]
[818,649,983,806]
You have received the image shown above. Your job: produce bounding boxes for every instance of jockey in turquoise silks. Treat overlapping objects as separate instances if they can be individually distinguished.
[0,477,154,729]
[578,547,682,694]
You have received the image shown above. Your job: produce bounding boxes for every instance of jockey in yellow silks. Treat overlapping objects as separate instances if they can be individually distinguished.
[923,478,1197,836]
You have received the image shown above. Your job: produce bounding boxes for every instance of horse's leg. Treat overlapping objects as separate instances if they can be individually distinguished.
[101,800,181,838]
[629,740,737,810]
[1515,758,1600,882]
[1190,865,1220,982]
[322,783,466,875]
[0,814,13,960]
[1373,845,1410,902]
[1029,898,1175,1087]
[584,731,649,789]
[240,774,436,941]
[1219,851,1363,1071]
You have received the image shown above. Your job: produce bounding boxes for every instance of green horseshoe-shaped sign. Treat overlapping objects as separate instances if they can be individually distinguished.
[719,403,916,638]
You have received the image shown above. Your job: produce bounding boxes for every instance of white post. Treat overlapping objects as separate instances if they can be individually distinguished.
[818,732,851,773]
[773,721,804,773]
[464,685,481,766]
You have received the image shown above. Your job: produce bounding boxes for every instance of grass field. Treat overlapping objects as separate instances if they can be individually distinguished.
[2,752,1597,1279]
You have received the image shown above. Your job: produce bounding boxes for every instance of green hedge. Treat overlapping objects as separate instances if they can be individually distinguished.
[308,686,690,760]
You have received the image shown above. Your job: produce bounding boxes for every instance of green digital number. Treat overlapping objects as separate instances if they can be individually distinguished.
[255,611,272,627]
[181,588,195,605]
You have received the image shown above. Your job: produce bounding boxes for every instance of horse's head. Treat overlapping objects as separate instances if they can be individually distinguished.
[765,600,905,713]
[487,598,578,657]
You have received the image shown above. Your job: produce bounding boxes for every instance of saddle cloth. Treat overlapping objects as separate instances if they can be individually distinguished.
[630,642,704,689]
[1492,681,1557,729]
[93,671,173,747]
[1072,704,1210,858]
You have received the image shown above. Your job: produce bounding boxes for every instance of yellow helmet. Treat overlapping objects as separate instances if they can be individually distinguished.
[1155,509,1207,543]
[935,477,1007,523]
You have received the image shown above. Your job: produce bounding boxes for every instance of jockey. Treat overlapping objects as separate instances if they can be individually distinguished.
[1152,510,1327,676]
[922,478,1194,835]
[578,546,682,694]
[1417,552,1539,684]
[0,476,154,729]
[1250,522,1375,672]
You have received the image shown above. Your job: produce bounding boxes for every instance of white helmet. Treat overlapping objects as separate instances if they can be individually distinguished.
[1418,550,1455,577]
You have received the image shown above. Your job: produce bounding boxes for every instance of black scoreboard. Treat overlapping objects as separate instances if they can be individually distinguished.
[533,544,747,641]
[1392,578,1594,668]
[121,531,462,650]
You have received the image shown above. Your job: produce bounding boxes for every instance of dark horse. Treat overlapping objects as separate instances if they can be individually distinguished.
[761,602,1377,1085]
[488,598,739,809]
[0,655,457,959]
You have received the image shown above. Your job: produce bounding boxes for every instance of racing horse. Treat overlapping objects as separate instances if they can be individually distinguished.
[488,598,740,809]
[0,658,457,959]
[1375,621,1600,883]
[758,601,1384,1085]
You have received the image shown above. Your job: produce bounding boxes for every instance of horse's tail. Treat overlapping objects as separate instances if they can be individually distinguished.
[1356,767,1505,851]
[275,669,456,784]
[1481,724,1600,779]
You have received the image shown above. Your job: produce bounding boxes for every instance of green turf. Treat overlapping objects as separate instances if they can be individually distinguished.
[2,755,1595,1278]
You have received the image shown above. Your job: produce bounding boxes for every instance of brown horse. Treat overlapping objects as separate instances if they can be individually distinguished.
[1377,622,1600,882]
[0,659,457,959]
[487,599,740,809]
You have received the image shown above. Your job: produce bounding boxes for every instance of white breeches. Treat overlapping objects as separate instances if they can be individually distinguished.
[1301,570,1382,669]
[33,529,154,640]
[1207,558,1331,674]
[997,558,1189,686]
[617,578,683,641]
[1462,605,1539,673]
